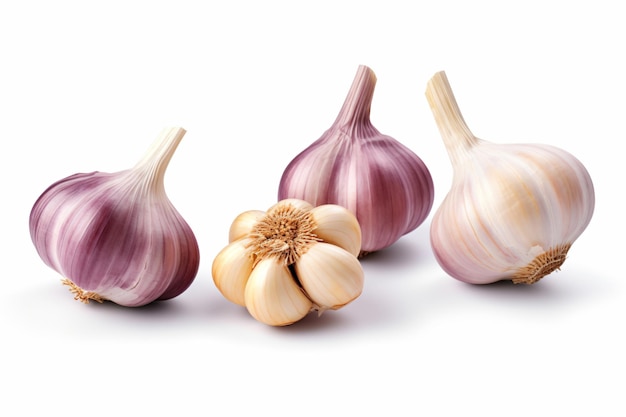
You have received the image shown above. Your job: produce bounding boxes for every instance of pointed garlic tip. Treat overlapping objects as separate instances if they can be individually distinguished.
[212,199,364,326]
[332,64,377,130]
[427,71,595,285]
[29,126,200,306]
[133,126,187,191]
[278,65,434,254]
[425,71,479,166]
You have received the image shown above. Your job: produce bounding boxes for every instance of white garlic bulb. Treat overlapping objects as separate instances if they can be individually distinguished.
[278,65,434,256]
[425,71,595,284]
[29,127,200,306]
[212,199,364,326]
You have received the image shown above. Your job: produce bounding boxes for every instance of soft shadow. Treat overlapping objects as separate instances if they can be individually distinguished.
[270,310,350,335]
[430,265,615,310]
[11,274,225,333]
[359,224,438,281]
[359,233,435,274]
[88,298,212,332]
[360,241,417,267]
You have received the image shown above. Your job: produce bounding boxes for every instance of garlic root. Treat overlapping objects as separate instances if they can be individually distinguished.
[62,278,105,304]
[512,244,571,284]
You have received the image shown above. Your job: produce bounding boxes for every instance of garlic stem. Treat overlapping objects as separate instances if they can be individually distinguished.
[331,65,377,135]
[425,71,479,165]
[131,127,187,193]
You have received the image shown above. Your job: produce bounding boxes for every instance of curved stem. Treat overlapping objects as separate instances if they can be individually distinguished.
[331,65,377,134]
[425,71,478,165]
[132,127,186,193]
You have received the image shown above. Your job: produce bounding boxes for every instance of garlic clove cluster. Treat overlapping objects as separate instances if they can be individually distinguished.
[29,127,200,306]
[278,65,434,256]
[425,71,595,284]
[212,198,364,326]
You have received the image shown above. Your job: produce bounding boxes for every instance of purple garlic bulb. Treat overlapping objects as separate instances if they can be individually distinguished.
[278,65,434,255]
[29,127,200,307]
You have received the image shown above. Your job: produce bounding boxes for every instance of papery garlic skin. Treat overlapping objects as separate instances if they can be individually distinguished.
[29,127,200,306]
[211,199,364,326]
[308,204,361,257]
[294,242,363,310]
[212,237,254,306]
[228,210,265,243]
[244,258,313,326]
[278,65,434,255]
[426,71,595,284]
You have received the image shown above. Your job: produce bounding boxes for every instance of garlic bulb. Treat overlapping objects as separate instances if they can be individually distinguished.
[29,127,200,306]
[278,65,434,255]
[212,198,364,326]
[425,71,595,284]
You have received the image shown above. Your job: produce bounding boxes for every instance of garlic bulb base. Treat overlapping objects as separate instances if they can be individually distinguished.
[246,201,320,266]
[62,279,105,304]
[512,244,571,284]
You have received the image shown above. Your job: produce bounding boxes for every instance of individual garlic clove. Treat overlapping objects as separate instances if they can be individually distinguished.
[278,65,434,255]
[425,71,595,284]
[294,242,364,311]
[228,210,266,243]
[212,238,255,306]
[29,127,200,306]
[309,204,361,257]
[244,257,313,326]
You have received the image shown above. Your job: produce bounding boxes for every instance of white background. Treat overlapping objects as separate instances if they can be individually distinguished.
[1,1,623,416]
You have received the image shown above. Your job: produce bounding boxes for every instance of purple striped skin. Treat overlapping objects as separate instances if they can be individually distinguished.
[278,65,434,254]
[29,128,199,307]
